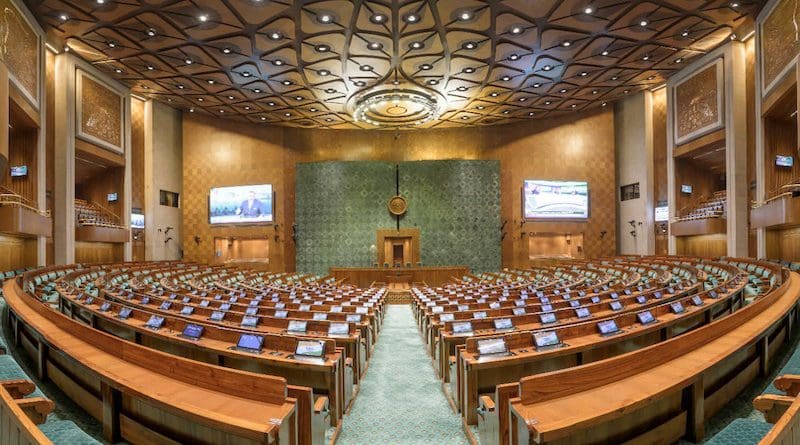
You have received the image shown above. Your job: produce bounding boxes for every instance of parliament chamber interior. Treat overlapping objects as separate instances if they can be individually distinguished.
[3,0,800,444]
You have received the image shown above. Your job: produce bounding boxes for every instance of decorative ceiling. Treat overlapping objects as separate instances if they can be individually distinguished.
[27,0,762,129]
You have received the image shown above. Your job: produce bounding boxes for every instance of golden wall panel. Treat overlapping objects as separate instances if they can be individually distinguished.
[761,0,800,92]
[0,0,38,104]
[674,61,723,144]
[182,109,617,271]
[675,234,727,257]
[131,99,144,210]
[78,72,122,151]
[75,241,123,263]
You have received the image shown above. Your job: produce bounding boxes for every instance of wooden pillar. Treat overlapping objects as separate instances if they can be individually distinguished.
[101,381,121,442]
[683,377,705,442]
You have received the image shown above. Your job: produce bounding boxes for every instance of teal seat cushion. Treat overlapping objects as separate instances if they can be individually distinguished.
[39,420,100,444]
[0,354,28,380]
[705,418,772,445]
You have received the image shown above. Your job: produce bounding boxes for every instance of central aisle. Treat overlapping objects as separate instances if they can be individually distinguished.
[337,304,468,445]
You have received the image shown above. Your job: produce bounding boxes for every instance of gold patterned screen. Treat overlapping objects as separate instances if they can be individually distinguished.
[79,73,122,150]
[761,0,800,92]
[675,61,721,143]
[0,0,38,103]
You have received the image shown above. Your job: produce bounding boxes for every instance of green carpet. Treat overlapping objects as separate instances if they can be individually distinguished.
[337,305,468,445]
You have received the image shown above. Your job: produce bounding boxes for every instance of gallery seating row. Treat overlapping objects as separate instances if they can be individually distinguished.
[674,190,727,222]
[476,257,795,445]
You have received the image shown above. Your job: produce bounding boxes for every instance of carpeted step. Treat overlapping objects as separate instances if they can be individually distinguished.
[38,420,101,444]
[704,418,772,445]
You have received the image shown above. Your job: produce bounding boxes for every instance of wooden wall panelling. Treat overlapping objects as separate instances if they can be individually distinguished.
[653,88,669,255]
[5,123,37,201]
[746,38,757,256]
[0,234,37,270]
[673,158,725,214]
[130,99,144,210]
[74,241,122,263]
[45,50,54,265]
[765,226,800,261]
[675,234,727,257]
[75,165,125,219]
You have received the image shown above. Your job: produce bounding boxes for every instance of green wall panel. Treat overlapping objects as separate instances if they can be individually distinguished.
[295,161,396,275]
[295,160,501,275]
[399,160,501,273]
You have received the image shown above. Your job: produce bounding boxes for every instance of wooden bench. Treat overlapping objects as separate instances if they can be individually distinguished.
[503,270,799,444]
[5,278,299,445]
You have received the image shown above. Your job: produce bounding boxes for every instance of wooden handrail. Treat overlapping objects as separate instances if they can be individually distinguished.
[0,379,54,445]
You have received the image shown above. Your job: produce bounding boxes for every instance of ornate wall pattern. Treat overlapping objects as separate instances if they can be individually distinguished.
[0,0,38,104]
[761,0,800,92]
[78,72,122,150]
[295,161,395,275]
[674,60,722,144]
[399,160,501,273]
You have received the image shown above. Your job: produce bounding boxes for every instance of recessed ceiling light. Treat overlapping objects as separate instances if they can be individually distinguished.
[519,97,527,101]
[354,81,366,86]
[295,96,303,100]
[639,19,648,27]
[476,105,485,109]
[510,25,524,35]
[532,83,541,88]
[490,92,499,97]
[584,6,594,14]
[462,41,477,50]
[458,10,473,21]
[267,101,276,106]
[228,95,234,100]
[146,28,157,37]
[461,116,469,120]
[114,68,123,73]
[244,106,251,110]
[502,110,510,114]
[463,67,475,73]
[404,13,419,23]
[219,109,224,113]
[368,42,383,50]
[360,65,373,71]
[222,47,231,54]
[392,80,400,85]
[542,65,552,71]
[501,75,511,81]
[58,13,69,21]
[146,65,154,70]
[611,76,619,80]
[592,89,598,94]
[623,89,630,94]
[420,64,432,70]
[370,13,387,24]
[317,13,333,23]
[198,14,208,22]
[601,50,610,56]
[409,41,424,49]
[197,98,204,102]
[310,107,318,112]
[674,57,683,64]
[285,112,291,117]
[647,76,655,80]
[730,33,737,40]
[107,41,116,48]
[325,118,333,122]
[317,69,330,76]
[428,79,439,85]
[241,72,252,77]
[207,79,215,84]
[559,88,567,93]
[544,100,552,105]
[562,41,571,47]
[529,111,535,116]
[602,102,607,106]
[730,2,739,7]
[457,86,468,91]
[184,58,193,65]
[571,104,577,108]
[268,31,282,40]
[254,88,262,93]
[141,85,149,89]
[642,54,650,61]
[189,108,195,112]
[580,71,588,76]
[177,84,184,89]
[681,30,690,37]
[261,116,267,121]
[509,53,520,60]
[282,80,293,85]
[167,98,172,102]
[316,44,330,52]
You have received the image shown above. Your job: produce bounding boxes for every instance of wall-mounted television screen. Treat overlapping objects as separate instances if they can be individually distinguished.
[10,166,27,177]
[680,184,693,194]
[107,192,118,202]
[131,213,145,229]
[776,155,794,167]
[523,180,589,220]
[209,184,273,225]
[654,206,669,222]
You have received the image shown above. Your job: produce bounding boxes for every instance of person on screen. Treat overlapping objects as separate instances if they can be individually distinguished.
[236,191,264,218]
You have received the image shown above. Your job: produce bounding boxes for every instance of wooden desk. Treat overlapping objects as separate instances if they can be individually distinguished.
[330,266,469,288]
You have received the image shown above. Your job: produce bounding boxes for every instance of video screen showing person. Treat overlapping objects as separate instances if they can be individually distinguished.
[209,184,273,224]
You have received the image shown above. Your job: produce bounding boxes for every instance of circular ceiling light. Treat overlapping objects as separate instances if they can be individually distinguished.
[409,41,424,50]
[370,13,388,24]
[352,88,442,127]
[317,12,334,24]
[315,44,330,52]
[457,10,473,21]
[368,42,383,50]
[462,41,478,50]
[403,13,420,23]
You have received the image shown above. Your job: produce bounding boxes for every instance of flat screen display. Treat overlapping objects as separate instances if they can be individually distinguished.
[209,184,273,225]
[180,306,194,315]
[313,312,328,320]
[182,323,204,340]
[609,301,623,311]
[274,310,288,318]
[533,331,560,348]
[241,315,259,327]
[107,193,118,202]
[452,321,473,334]
[512,307,526,316]
[777,155,794,167]
[474,311,487,319]
[637,311,655,324]
[210,311,225,321]
[691,295,704,306]
[131,213,145,229]
[296,340,324,357]
[145,315,165,329]
[477,338,508,355]
[670,302,685,314]
[328,322,349,336]
[494,318,513,330]
[287,320,307,333]
[523,180,589,219]
[654,206,669,222]
[681,184,693,194]
[346,314,362,323]
[237,334,264,351]
[597,320,619,335]
[540,312,557,324]
[99,302,111,312]
[575,307,591,319]
[9,165,27,177]
[159,301,172,311]
[118,307,132,319]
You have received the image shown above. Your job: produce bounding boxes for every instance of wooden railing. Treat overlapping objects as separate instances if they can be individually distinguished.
[0,379,54,445]
[756,375,800,444]
[74,199,125,229]
[0,187,49,218]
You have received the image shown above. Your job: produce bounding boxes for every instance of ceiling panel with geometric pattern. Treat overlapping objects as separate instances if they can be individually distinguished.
[26,0,761,129]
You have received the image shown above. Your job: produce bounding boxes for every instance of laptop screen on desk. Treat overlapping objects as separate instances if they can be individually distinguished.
[477,337,508,355]
[182,323,204,340]
[237,334,264,351]
[296,340,324,358]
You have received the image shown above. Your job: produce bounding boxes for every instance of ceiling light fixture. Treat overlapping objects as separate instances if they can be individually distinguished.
[146,28,157,37]
[317,13,333,24]
[509,53,520,60]
[462,41,477,50]
[458,10,473,21]
[404,13,419,23]
[562,41,571,47]
[198,14,208,22]
[584,6,594,14]
[268,31,282,40]
[510,25,524,35]
[368,42,383,50]
[639,19,648,27]
[370,13,387,24]
[409,41,424,49]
